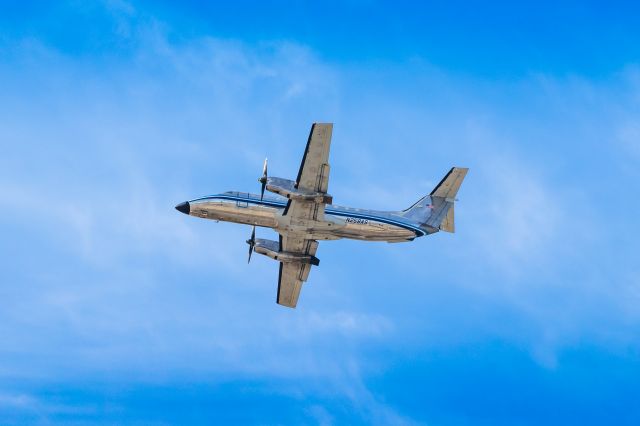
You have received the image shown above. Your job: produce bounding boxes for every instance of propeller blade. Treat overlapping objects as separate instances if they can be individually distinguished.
[246,225,256,264]
[260,182,266,201]
[260,158,268,201]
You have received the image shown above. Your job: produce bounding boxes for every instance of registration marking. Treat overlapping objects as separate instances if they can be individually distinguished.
[346,217,369,225]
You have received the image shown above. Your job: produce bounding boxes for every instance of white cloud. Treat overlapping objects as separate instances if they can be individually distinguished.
[278,310,393,340]
[470,152,564,275]
[617,120,640,158]
[0,393,38,410]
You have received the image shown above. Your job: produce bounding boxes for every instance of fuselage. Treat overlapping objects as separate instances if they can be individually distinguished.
[184,191,432,242]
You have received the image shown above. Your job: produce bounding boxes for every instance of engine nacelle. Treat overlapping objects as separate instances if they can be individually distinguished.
[253,238,320,265]
[265,177,333,204]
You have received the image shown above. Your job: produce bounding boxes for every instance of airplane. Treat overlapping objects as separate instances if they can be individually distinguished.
[175,123,468,308]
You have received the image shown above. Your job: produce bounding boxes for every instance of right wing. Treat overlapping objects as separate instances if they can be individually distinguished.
[276,235,319,308]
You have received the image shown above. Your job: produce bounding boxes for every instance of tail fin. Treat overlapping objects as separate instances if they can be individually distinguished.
[401,167,468,233]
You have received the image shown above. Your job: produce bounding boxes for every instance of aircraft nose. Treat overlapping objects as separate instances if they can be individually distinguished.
[175,201,190,215]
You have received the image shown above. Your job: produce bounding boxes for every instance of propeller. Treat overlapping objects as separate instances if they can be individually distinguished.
[258,157,268,201]
[248,158,267,262]
[246,225,256,263]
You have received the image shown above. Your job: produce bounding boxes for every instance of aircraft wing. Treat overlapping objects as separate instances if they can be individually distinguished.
[276,123,332,308]
[276,235,319,308]
[295,123,333,193]
[283,123,333,221]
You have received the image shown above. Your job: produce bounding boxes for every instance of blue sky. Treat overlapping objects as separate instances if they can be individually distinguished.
[1,1,640,424]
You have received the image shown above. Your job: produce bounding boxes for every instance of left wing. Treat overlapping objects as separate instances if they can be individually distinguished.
[283,123,333,221]
[295,123,332,193]
[276,235,319,308]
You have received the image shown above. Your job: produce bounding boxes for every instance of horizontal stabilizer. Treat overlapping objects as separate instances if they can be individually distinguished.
[431,167,468,200]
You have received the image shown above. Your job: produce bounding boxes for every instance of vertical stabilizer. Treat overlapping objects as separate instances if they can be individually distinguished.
[401,167,468,233]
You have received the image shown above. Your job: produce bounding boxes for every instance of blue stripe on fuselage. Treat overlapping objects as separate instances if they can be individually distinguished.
[192,194,426,237]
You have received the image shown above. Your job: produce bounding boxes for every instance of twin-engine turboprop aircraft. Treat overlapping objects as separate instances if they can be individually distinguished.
[175,123,468,308]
